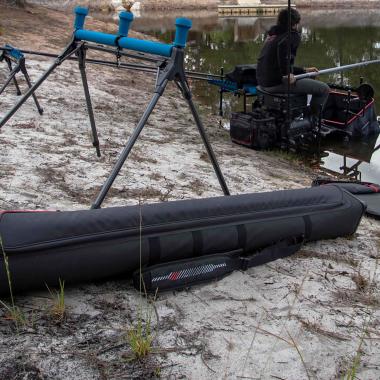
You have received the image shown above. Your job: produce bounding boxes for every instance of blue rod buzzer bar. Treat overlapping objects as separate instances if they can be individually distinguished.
[73,7,192,58]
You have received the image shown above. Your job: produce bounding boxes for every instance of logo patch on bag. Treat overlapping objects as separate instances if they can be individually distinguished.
[152,262,227,284]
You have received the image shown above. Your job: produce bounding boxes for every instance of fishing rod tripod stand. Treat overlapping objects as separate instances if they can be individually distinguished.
[0,40,102,157]
[0,44,43,116]
[0,7,230,209]
[91,45,230,209]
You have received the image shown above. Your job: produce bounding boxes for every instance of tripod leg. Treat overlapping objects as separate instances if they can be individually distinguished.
[0,64,20,96]
[5,58,22,96]
[77,47,101,157]
[178,78,230,196]
[20,60,44,115]
[91,83,167,209]
[0,41,81,129]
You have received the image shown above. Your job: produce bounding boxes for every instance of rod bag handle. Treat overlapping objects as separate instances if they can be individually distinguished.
[133,235,304,293]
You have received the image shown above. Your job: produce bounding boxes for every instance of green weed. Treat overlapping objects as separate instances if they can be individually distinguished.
[343,325,368,380]
[126,315,154,360]
[125,198,156,361]
[46,278,66,323]
[0,237,28,329]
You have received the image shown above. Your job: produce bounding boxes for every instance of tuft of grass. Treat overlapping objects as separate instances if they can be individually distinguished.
[0,299,28,328]
[126,316,154,360]
[342,324,368,380]
[46,279,65,323]
[125,198,156,361]
[351,272,369,292]
[0,237,28,329]
[265,148,304,164]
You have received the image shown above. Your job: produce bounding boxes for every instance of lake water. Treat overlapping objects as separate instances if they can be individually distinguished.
[130,9,380,183]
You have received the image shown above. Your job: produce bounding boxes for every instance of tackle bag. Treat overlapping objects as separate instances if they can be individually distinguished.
[230,111,277,150]
[0,186,365,294]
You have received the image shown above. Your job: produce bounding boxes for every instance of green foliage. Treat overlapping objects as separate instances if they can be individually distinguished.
[126,316,154,360]
[342,324,368,380]
[0,237,28,329]
[46,279,66,323]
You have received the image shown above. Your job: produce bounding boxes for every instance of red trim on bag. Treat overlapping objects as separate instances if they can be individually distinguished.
[0,210,55,217]
[323,98,374,128]
[368,184,380,193]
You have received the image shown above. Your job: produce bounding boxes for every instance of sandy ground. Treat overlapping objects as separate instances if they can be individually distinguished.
[0,3,380,380]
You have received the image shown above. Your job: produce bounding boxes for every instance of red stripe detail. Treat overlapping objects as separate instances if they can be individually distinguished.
[368,184,380,193]
[169,272,180,281]
[323,98,374,127]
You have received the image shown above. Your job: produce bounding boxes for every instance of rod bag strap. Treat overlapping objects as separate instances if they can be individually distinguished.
[239,235,304,270]
[133,235,304,293]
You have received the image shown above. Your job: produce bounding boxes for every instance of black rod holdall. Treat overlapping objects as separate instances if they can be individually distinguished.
[0,186,365,294]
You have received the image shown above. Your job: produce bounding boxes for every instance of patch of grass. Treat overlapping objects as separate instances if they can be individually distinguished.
[342,324,368,380]
[0,237,28,329]
[125,199,157,361]
[126,315,154,361]
[46,279,65,323]
[334,267,379,307]
[0,300,28,329]
[287,328,311,380]
[265,148,304,164]
[158,178,175,202]
[296,316,350,341]
[189,178,205,196]
[351,272,369,292]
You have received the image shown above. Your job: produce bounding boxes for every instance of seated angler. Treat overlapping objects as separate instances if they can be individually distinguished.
[256,8,330,117]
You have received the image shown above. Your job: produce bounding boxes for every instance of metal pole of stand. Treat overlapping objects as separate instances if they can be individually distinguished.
[344,90,351,129]
[77,45,101,157]
[0,40,82,129]
[3,58,22,95]
[285,0,293,150]
[178,77,230,196]
[0,62,20,96]
[219,67,224,116]
[91,45,230,209]
[317,104,322,159]
[91,88,166,209]
[19,58,44,115]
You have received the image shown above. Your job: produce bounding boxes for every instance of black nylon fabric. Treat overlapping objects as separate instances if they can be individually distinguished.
[311,178,379,219]
[1,187,346,252]
[0,186,365,294]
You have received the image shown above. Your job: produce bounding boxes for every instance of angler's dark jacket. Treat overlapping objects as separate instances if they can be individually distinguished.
[256,25,306,87]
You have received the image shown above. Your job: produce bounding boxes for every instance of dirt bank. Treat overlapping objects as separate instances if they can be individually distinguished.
[1,3,380,380]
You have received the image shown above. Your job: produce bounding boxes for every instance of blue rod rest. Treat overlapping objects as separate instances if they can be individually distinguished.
[74,7,89,30]
[174,18,192,48]
[73,7,192,58]
[4,44,24,60]
[74,30,173,57]
[119,11,134,37]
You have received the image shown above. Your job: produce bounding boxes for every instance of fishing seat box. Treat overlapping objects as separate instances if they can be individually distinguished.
[230,111,277,150]
[0,186,364,294]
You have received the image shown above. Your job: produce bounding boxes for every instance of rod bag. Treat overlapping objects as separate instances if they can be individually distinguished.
[0,186,365,294]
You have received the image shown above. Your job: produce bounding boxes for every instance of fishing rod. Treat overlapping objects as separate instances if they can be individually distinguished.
[0,46,222,81]
[295,59,380,80]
